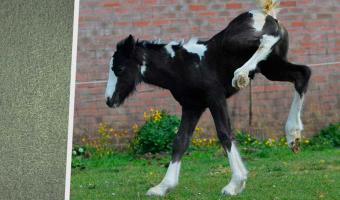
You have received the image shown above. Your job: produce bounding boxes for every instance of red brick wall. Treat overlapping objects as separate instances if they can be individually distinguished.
[74,0,340,145]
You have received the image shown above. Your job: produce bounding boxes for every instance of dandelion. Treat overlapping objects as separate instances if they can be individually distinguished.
[319,192,325,199]
[78,147,84,153]
[132,124,139,133]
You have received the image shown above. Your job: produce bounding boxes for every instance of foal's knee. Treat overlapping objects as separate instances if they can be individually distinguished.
[295,65,311,95]
[171,132,191,161]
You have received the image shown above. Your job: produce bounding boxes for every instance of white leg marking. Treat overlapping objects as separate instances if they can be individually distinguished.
[249,10,266,32]
[105,57,117,99]
[232,34,280,89]
[183,38,207,60]
[285,91,304,149]
[222,142,248,196]
[146,161,181,196]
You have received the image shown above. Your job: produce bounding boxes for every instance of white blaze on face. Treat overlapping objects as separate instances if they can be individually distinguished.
[183,38,207,60]
[105,57,117,99]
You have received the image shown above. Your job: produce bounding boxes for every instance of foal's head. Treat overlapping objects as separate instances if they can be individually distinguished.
[105,35,142,108]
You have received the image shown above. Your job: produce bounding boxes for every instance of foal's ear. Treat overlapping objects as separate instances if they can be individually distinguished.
[123,34,136,53]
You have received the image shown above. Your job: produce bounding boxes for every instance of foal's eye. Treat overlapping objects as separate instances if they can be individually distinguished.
[114,66,125,76]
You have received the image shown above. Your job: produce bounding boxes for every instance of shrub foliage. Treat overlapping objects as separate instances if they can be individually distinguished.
[309,122,340,150]
[130,109,180,154]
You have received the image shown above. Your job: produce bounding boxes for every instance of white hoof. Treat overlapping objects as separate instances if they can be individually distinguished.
[286,130,302,153]
[232,71,250,89]
[285,123,303,152]
[221,180,246,196]
[146,185,168,196]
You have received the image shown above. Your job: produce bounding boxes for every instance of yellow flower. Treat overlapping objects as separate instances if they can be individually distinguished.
[132,124,139,133]
[319,192,325,199]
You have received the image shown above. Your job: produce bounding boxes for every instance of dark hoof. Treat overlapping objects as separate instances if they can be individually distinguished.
[290,138,300,153]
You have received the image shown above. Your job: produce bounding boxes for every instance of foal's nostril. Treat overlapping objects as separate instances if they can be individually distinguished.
[106,97,114,107]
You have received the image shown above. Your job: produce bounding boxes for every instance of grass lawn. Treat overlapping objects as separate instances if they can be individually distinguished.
[71,147,340,200]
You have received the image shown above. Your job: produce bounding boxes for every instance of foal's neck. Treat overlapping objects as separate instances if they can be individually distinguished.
[136,43,173,89]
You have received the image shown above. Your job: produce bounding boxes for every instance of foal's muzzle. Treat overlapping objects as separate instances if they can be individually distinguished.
[106,95,120,108]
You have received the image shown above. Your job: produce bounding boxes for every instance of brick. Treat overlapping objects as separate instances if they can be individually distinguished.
[198,12,217,17]
[133,20,150,27]
[189,4,207,11]
[280,1,296,7]
[291,21,304,27]
[152,19,171,26]
[102,1,120,7]
[225,3,242,9]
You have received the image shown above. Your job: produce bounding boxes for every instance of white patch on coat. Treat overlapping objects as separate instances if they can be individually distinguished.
[152,38,162,44]
[183,38,207,60]
[165,41,179,58]
[146,161,181,196]
[249,10,266,32]
[105,57,117,99]
[141,61,147,75]
[232,34,280,88]
[222,142,248,196]
[140,54,147,76]
[285,92,304,147]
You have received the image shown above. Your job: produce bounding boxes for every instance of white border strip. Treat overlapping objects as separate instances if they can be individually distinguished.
[74,61,340,85]
[64,0,79,199]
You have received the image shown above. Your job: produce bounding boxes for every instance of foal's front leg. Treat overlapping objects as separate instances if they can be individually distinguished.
[232,35,280,89]
[209,99,248,195]
[146,108,203,196]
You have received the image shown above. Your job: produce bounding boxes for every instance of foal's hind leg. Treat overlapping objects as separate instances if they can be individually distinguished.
[146,107,204,196]
[259,56,311,151]
[232,34,280,89]
[209,98,248,195]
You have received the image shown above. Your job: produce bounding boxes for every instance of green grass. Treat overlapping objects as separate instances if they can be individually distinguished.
[71,147,340,200]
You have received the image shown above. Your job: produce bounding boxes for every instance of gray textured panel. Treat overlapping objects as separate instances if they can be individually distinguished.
[0,0,73,199]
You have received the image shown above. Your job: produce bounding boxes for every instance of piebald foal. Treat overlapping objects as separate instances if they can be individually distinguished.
[105,0,311,196]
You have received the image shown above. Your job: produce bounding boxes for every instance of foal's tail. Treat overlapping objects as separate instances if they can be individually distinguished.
[258,0,280,18]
